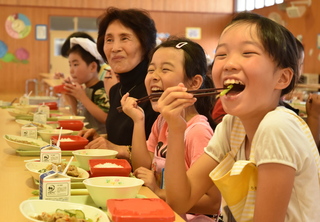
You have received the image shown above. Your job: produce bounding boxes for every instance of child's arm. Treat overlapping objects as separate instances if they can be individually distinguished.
[121,93,153,170]
[62,94,78,115]
[159,85,219,214]
[254,163,295,222]
[65,83,107,123]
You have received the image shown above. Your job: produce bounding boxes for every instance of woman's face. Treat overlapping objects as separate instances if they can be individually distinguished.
[103,20,143,74]
[145,47,186,111]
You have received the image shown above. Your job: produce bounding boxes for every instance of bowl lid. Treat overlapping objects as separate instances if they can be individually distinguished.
[107,198,175,222]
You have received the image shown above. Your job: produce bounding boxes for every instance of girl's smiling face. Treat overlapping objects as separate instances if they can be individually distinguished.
[213,23,287,119]
[145,47,186,111]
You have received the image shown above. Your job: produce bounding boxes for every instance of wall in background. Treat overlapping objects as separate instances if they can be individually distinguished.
[0,2,232,101]
[253,1,320,74]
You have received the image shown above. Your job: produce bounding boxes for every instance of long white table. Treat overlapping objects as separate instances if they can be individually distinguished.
[0,108,185,221]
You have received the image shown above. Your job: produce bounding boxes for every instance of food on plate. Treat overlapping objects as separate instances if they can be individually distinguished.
[93,162,123,168]
[38,163,80,178]
[29,122,48,128]
[5,135,41,146]
[32,209,93,222]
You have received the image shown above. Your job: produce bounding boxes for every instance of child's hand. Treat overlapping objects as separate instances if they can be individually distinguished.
[133,167,159,192]
[63,76,73,84]
[83,136,109,150]
[157,83,196,129]
[120,92,145,122]
[54,72,65,79]
[64,82,86,100]
[77,128,100,141]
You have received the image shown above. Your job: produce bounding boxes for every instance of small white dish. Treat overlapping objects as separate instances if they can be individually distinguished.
[25,161,89,182]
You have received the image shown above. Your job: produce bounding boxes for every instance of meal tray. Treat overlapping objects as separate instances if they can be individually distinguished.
[16,149,73,156]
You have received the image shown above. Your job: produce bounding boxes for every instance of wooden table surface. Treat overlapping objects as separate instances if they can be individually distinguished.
[0,108,185,221]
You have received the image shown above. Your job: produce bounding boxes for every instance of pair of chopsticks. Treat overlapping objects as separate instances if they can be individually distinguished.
[117,87,227,112]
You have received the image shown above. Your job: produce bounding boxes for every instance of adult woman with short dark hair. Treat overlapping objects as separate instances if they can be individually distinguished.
[79,7,159,159]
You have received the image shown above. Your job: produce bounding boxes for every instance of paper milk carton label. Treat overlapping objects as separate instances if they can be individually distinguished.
[40,145,61,164]
[39,170,71,202]
[19,96,29,105]
[33,111,47,124]
[21,123,37,139]
[38,104,50,118]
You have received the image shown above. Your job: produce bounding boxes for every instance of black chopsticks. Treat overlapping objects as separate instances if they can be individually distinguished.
[116,87,227,112]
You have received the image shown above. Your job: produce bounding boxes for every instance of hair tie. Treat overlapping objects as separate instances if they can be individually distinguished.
[175,42,188,49]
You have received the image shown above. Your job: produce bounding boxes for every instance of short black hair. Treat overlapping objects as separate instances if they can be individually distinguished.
[96,7,157,63]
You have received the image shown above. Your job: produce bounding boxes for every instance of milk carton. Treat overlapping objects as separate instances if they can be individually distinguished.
[38,103,50,118]
[40,144,61,164]
[19,95,29,105]
[39,169,70,202]
[21,123,37,139]
[33,110,47,124]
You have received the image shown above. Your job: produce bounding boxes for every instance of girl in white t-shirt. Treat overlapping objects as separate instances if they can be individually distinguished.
[163,12,320,222]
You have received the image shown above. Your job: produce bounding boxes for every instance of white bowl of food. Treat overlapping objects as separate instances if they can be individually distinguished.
[25,161,89,182]
[20,199,109,222]
[57,115,85,122]
[38,129,73,143]
[4,134,49,151]
[83,176,144,209]
[72,149,118,171]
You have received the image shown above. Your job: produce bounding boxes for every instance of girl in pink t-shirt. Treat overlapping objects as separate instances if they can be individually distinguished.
[121,37,221,221]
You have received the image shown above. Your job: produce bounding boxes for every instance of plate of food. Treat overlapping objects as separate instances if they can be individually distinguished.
[20,199,109,222]
[12,104,39,112]
[15,119,53,130]
[25,162,89,182]
[6,108,34,118]
[4,134,49,151]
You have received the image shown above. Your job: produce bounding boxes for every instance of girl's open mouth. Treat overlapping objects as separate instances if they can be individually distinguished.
[223,79,245,96]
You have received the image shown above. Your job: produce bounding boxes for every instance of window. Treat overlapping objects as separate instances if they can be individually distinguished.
[236,0,284,12]
[50,16,97,31]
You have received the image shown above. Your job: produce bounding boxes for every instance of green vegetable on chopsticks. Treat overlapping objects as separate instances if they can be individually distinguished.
[220,85,233,96]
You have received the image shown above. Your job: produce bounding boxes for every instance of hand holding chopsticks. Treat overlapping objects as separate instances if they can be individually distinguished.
[117,87,228,112]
